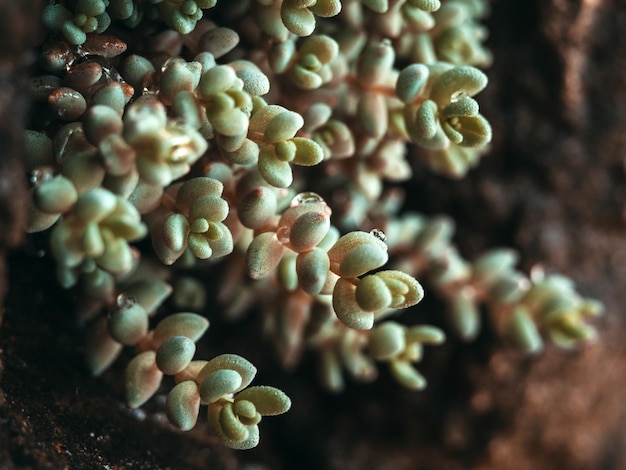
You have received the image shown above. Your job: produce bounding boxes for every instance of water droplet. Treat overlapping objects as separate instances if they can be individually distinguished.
[101,65,124,83]
[276,226,290,244]
[451,91,468,103]
[116,293,137,309]
[370,228,387,242]
[75,44,87,58]
[141,77,159,96]
[29,167,55,186]
[290,191,323,207]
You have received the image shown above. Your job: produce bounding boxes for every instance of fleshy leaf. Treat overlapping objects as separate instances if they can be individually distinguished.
[199,369,243,403]
[236,386,291,416]
[153,313,209,347]
[166,380,201,431]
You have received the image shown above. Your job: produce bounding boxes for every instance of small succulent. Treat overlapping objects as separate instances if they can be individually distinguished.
[248,105,325,188]
[328,231,424,329]
[368,321,445,390]
[151,177,233,265]
[50,188,147,276]
[354,40,397,140]
[42,0,219,44]
[396,63,491,176]
[281,0,342,37]
[245,192,332,279]
[43,1,111,45]
[124,312,210,408]
[168,354,291,449]
[271,35,339,90]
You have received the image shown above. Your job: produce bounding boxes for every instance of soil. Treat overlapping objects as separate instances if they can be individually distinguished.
[2,0,626,469]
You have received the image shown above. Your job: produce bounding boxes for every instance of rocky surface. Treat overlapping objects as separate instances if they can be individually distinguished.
[2,0,626,468]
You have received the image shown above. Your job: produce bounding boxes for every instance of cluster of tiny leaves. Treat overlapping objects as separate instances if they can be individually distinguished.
[22,0,603,450]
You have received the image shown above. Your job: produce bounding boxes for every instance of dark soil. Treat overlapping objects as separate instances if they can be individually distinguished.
[2,0,626,469]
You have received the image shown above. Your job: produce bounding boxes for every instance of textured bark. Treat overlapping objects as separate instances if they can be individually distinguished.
[2,0,626,468]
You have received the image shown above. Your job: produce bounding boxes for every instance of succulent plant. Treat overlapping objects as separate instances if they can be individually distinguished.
[20,0,604,453]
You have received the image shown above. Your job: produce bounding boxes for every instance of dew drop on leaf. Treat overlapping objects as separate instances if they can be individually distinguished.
[276,226,290,244]
[450,91,468,103]
[290,191,323,207]
[116,293,137,309]
[29,167,55,186]
[370,228,387,243]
